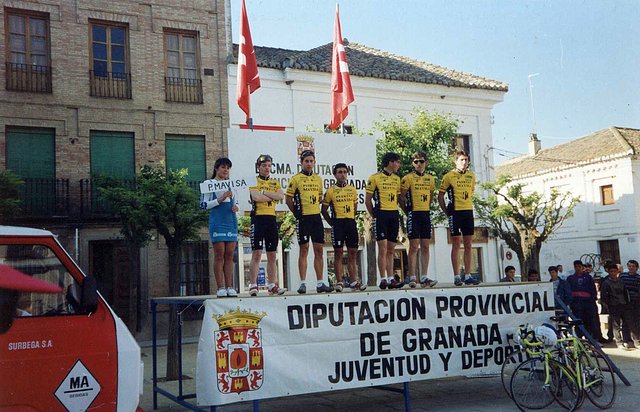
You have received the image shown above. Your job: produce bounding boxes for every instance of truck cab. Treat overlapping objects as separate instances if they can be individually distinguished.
[0,226,142,411]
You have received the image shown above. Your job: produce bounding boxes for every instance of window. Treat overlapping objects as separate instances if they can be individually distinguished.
[6,127,59,216]
[453,134,471,156]
[0,244,77,317]
[165,135,206,189]
[88,131,135,213]
[180,241,210,296]
[5,9,51,92]
[89,21,131,98]
[600,184,614,205]
[598,240,620,265]
[163,30,202,103]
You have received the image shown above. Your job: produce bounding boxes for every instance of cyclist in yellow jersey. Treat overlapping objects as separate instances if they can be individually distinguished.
[438,150,480,286]
[248,154,286,296]
[365,152,403,290]
[322,163,366,292]
[286,150,332,294]
[400,152,437,289]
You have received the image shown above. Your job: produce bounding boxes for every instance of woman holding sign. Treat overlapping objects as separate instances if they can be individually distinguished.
[201,157,239,297]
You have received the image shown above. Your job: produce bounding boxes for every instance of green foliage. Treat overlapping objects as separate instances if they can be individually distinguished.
[373,108,460,224]
[0,170,23,222]
[373,109,460,177]
[475,174,580,275]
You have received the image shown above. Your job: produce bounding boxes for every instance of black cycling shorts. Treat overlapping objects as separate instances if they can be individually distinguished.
[297,214,325,245]
[407,211,432,239]
[331,218,359,249]
[251,215,279,252]
[375,210,400,242]
[448,210,474,237]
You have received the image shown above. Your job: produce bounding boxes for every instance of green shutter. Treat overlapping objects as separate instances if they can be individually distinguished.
[165,135,206,182]
[6,128,55,179]
[90,131,135,179]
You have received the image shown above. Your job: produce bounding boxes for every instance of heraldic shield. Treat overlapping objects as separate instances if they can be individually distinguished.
[213,307,266,394]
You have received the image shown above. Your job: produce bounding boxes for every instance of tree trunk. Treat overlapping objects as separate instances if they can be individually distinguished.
[126,244,141,333]
[520,232,542,281]
[165,242,182,381]
[363,214,377,287]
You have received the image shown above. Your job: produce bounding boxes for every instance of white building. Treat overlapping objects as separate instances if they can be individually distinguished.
[227,41,509,289]
[496,127,640,279]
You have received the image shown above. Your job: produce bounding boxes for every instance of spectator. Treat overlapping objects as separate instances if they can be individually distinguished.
[567,260,600,339]
[549,266,572,309]
[500,266,516,283]
[601,262,634,350]
[620,259,640,348]
[557,264,567,280]
[527,269,541,282]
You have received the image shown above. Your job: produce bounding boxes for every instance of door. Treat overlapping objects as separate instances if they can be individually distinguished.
[89,240,134,329]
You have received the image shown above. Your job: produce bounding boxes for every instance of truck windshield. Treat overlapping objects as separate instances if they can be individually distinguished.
[0,244,76,317]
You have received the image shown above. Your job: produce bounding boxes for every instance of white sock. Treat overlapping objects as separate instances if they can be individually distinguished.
[465,274,472,279]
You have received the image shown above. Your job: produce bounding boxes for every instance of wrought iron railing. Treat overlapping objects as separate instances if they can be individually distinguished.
[89,70,132,99]
[17,178,69,217]
[5,62,52,93]
[80,178,136,216]
[164,76,203,103]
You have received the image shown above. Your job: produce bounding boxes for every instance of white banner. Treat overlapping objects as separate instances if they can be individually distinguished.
[227,129,377,213]
[200,178,251,194]
[196,284,554,406]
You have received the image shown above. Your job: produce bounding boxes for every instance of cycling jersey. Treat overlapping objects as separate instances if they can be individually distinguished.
[286,172,323,216]
[323,184,357,219]
[366,171,401,212]
[250,175,281,216]
[401,171,435,212]
[439,169,475,211]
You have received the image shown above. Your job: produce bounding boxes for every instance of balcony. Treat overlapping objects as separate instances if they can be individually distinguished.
[15,178,69,217]
[5,62,52,93]
[164,77,203,103]
[89,70,132,99]
[80,178,136,216]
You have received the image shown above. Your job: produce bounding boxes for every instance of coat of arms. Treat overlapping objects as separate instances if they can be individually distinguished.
[213,307,266,394]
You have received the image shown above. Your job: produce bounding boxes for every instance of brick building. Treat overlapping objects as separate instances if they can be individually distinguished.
[0,1,229,335]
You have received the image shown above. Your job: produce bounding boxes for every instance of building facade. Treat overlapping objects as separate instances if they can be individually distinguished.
[1,0,229,335]
[496,127,640,278]
[227,41,509,288]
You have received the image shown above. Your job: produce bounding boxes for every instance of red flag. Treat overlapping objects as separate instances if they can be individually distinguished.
[330,4,354,130]
[236,0,260,125]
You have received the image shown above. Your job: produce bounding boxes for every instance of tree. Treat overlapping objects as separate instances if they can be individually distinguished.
[98,177,154,332]
[0,170,23,223]
[99,165,207,380]
[474,175,580,279]
[368,109,460,282]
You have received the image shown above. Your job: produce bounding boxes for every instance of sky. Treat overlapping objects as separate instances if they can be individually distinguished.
[230,0,640,165]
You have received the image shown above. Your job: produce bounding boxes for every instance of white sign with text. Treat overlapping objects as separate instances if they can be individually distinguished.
[227,130,377,213]
[196,283,555,406]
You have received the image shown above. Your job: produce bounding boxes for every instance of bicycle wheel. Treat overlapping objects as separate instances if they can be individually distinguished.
[581,349,616,409]
[549,359,583,412]
[501,347,527,398]
[510,358,558,410]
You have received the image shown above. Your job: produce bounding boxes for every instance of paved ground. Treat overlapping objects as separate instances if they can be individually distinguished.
[139,340,639,411]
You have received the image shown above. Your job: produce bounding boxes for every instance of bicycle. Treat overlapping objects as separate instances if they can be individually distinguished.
[509,318,616,411]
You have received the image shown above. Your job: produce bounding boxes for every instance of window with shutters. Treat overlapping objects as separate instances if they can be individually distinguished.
[88,131,135,213]
[163,30,202,103]
[165,135,206,190]
[89,20,131,98]
[600,184,614,205]
[5,127,63,216]
[4,8,51,92]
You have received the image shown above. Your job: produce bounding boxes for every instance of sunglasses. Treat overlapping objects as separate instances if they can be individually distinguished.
[413,159,426,164]
[300,150,315,158]
[257,155,272,163]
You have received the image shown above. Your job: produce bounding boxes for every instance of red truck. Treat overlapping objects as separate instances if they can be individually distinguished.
[0,226,142,411]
